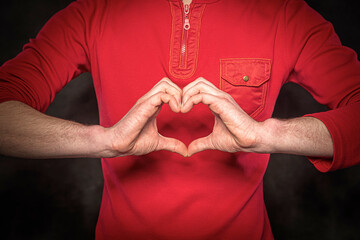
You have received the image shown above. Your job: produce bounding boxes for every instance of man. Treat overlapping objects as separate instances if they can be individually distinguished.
[0,0,359,239]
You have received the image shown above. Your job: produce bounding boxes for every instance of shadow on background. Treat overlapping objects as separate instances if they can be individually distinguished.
[0,0,359,239]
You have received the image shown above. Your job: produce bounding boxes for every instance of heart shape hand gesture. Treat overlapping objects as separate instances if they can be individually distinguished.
[105,77,261,157]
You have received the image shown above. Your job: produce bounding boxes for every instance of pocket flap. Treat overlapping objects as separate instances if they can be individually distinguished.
[221,58,271,87]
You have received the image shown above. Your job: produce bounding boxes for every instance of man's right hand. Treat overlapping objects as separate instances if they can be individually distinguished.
[105,78,187,157]
[0,78,186,159]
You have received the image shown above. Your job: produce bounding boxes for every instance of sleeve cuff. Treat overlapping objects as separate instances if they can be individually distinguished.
[304,102,360,172]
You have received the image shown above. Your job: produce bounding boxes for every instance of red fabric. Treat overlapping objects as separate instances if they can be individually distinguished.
[1,0,360,238]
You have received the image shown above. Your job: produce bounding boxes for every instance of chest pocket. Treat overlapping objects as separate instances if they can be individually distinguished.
[220,58,271,118]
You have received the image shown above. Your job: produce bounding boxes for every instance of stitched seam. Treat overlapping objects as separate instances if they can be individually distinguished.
[189,4,206,78]
[219,58,271,118]
[178,2,192,70]
[169,3,205,79]
[168,2,177,78]
[220,58,271,86]
[251,81,268,118]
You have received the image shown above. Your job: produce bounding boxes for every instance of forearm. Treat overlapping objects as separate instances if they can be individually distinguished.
[0,101,115,159]
[256,117,334,157]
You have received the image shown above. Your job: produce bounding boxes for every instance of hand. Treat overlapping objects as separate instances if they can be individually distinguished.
[106,78,188,157]
[181,78,261,156]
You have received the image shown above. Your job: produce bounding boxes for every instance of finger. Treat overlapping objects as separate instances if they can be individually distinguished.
[144,78,182,105]
[156,135,188,157]
[158,77,182,93]
[187,135,215,157]
[148,92,181,113]
[182,80,223,105]
[131,92,179,123]
[183,77,217,94]
[181,92,223,114]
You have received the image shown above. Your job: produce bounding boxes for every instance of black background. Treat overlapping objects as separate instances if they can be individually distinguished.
[1,0,360,239]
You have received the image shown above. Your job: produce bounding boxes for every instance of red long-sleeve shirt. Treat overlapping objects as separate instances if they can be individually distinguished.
[1,0,360,239]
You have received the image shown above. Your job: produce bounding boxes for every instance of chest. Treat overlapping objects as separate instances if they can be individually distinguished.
[92,0,285,126]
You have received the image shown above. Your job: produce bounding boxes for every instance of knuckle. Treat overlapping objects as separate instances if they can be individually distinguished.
[154,79,169,89]
[135,97,146,105]
[223,92,233,100]
[152,91,163,99]
[196,81,206,88]
[197,77,206,82]
[158,81,168,88]
[160,77,170,83]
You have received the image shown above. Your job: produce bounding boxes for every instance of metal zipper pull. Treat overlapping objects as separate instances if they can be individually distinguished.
[180,1,191,68]
[183,3,190,30]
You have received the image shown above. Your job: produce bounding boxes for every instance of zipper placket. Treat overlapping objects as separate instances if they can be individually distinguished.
[169,0,204,78]
[180,2,191,68]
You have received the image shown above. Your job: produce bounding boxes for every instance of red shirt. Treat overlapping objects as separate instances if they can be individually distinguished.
[1,0,360,239]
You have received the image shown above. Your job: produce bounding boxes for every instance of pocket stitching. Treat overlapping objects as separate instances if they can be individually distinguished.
[219,58,271,118]
[220,58,271,87]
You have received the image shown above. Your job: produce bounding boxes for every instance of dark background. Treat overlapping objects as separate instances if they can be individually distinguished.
[0,0,359,239]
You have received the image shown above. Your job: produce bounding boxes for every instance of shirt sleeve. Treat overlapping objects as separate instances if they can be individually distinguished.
[283,0,360,172]
[0,0,95,112]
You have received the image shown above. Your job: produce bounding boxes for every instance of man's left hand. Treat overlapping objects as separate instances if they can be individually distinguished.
[181,78,262,156]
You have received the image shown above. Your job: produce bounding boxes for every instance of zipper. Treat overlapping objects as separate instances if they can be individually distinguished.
[169,0,204,79]
[180,2,191,68]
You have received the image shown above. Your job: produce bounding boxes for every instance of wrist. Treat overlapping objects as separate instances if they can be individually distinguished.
[252,118,281,154]
[87,125,119,158]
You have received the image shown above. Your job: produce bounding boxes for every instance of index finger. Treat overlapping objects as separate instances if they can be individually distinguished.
[182,77,217,94]
[143,78,182,105]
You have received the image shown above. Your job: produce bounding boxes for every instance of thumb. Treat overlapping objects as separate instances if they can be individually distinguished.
[156,135,188,157]
[187,134,215,157]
